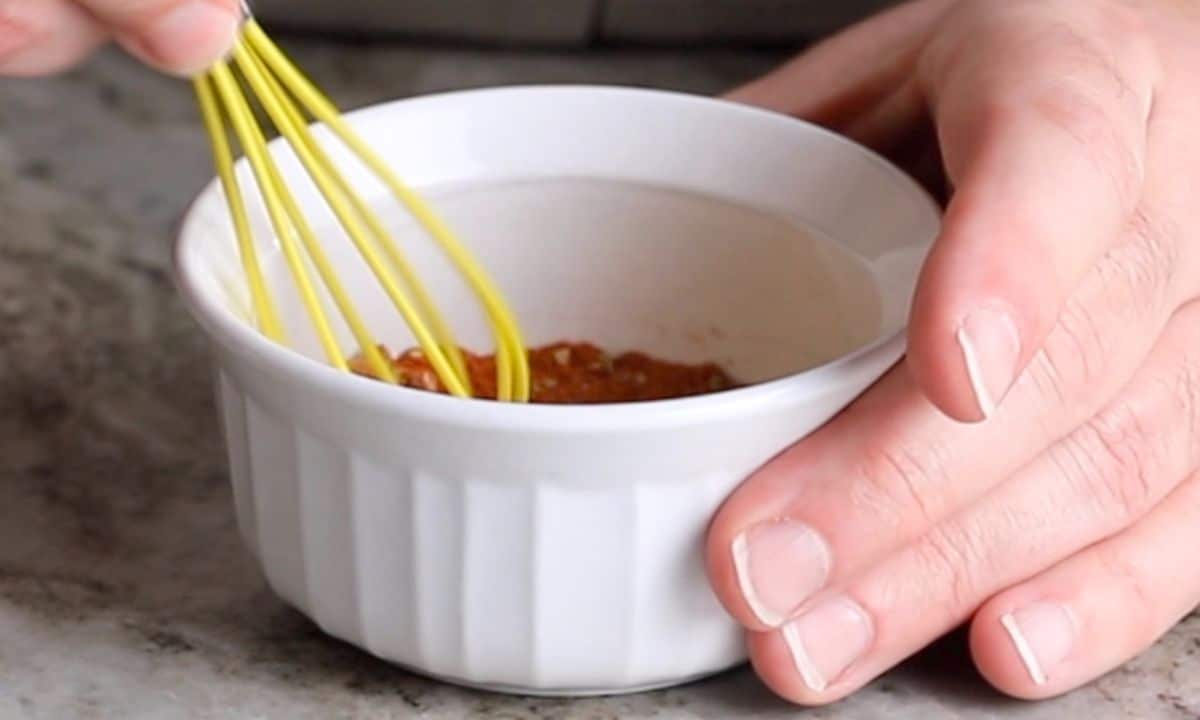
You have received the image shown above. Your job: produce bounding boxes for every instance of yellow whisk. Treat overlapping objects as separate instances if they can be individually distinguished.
[192,10,530,402]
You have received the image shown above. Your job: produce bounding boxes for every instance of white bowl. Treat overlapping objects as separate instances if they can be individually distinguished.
[174,85,940,695]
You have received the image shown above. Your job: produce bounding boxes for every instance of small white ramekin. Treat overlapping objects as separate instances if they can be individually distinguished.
[174,86,940,695]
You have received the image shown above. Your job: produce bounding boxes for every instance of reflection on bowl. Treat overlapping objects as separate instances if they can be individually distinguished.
[174,85,940,695]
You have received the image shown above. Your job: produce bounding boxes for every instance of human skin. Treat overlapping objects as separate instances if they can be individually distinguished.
[0,0,239,76]
[5,0,1200,707]
[707,0,1200,705]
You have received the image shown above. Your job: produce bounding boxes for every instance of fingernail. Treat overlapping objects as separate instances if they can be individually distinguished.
[731,520,831,627]
[781,595,873,692]
[144,2,239,75]
[1000,603,1078,685]
[956,308,1021,419]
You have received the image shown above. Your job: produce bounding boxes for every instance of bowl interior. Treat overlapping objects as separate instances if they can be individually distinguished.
[179,86,939,387]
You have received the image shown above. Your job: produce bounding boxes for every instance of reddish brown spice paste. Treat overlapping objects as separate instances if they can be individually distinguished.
[350,341,738,403]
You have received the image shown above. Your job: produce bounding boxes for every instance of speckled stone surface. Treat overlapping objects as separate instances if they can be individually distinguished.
[1,37,1198,720]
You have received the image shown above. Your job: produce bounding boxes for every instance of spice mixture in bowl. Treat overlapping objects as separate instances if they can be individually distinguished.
[352,341,739,403]
[175,86,940,695]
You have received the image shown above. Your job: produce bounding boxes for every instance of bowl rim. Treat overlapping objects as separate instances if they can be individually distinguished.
[173,83,940,432]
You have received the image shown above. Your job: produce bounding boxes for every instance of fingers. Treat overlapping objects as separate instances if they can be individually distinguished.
[724,0,953,142]
[0,0,105,75]
[0,0,239,76]
[906,0,1162,421]
[972,474,1200,699]
[746,299,1200,703]
[76,0,240,75]
[707,199,1183,634]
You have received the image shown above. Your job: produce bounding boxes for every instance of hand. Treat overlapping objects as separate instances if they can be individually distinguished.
[0,0,239,76]
[707,0,1200,704]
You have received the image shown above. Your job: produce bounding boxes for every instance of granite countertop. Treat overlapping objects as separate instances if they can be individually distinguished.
[1,36,1197,720]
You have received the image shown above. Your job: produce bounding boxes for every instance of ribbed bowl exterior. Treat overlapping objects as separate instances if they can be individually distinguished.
[214,361,770,693]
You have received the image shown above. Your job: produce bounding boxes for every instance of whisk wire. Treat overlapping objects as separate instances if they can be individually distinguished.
[242,46,475,391]
[195,17,531,401]
[242,22,531,401]
[210,62,397,382]
[194,74,285,343]
[231,42,471,396]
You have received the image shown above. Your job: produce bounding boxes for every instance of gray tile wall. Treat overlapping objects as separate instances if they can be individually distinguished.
[252,0,901,45]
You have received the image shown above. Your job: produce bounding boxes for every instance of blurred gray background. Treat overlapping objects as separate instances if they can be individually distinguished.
[253,0,899,46]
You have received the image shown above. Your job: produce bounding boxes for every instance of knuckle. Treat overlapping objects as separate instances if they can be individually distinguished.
[1029,86,1143,211]
[1028,299,1110,410]
[911,523,989,616]
[1076,401,1159,520]
[1048,315,1200,524]
[848,442,948,528]
[1117,209,1180,306]
[946,1,1155,210]
[1025,208,1177,414]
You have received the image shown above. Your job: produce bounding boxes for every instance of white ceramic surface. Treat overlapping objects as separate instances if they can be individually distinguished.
[174,86,940,695]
